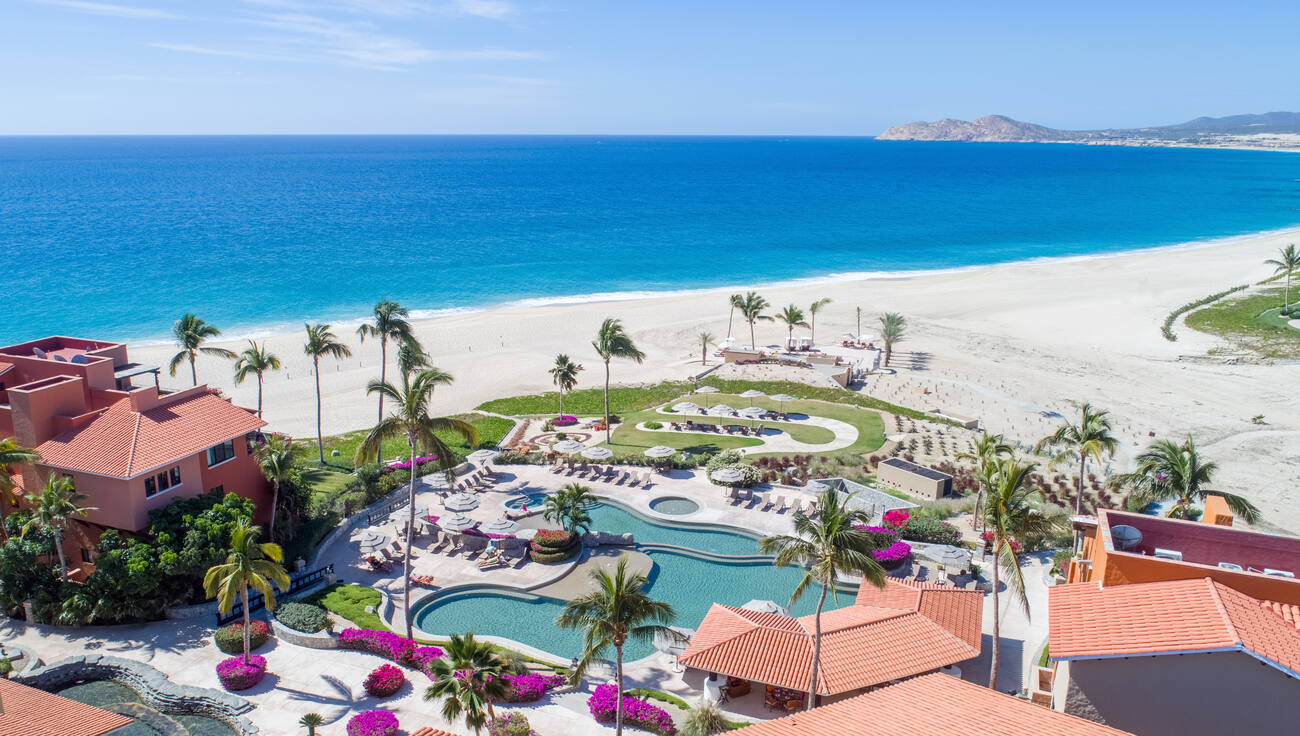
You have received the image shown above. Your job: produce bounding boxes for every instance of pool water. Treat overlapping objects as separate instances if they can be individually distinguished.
[648,497,700,515]
[505,492,551,510]
[583,502,758,556]
[57,681,236,736]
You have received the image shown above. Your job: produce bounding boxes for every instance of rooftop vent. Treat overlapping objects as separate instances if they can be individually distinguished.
[1111,525,1142,550]
[1263,568,1295,578]
[1152,547,1183,561]
[1217,562,1244,572]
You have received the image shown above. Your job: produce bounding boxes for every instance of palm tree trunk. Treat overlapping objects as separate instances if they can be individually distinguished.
[806,584,827,708]
[558,389,564,417]
[241,583,251,664]
[1073,456,1087,550]
[603,360,612,444]
[615,644,625,736]
[314,356,324,463]
[884,341,892,367]
[54,529,68,582]
[989,549,1000,690]
[727,306,735,338]
[256,374,264,418]
[749,320,757,353]
[190,354,198,386]
[377,338,387,464]
[486,697,496,721]
[810,315,816,345]
[856,311,861,340]
[268,480,280,543]
[404,434,417,640]
[1287,271,1293,310]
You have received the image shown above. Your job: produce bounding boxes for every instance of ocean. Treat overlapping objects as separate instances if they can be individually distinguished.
[2,135,1298,344]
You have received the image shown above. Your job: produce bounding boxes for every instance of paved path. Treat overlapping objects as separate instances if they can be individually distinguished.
[646,407,861,454]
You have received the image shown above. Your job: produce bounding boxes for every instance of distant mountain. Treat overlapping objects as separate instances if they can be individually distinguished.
[1159,112,1300,134]
[877,115,1080,142]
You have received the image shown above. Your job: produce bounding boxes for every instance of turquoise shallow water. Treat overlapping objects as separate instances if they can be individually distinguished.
[3,136,1298,343]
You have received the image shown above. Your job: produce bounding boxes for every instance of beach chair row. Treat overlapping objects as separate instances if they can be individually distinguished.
[549,462,655,488]
[722,487,818,516]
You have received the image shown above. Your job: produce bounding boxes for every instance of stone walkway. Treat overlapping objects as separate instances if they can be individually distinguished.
[646,407,861,454]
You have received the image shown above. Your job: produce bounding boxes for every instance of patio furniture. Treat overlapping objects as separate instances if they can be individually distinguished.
[641,471,654,489]
[478,551,506,569]
[483,464,498,476]
[412,574,436,587]
[727,678,750,698]
[789,499,802,514]
[365,555,392,573]
[628,472,642,487]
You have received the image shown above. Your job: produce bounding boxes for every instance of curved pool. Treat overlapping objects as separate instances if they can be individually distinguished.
[504,492,551,510]
[648,497,700,515]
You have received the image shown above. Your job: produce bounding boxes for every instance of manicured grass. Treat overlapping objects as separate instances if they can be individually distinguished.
[309,414,514,471]
[307,583,387,631]
[1185,288,1300,359]
[476,381,692,418]
[698,377,953,426]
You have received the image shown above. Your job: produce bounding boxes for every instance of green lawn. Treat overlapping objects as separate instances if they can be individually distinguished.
[476,381,692,417]
[306,583,387,631]
[1185,288,1300,359]
[308,414,514,471]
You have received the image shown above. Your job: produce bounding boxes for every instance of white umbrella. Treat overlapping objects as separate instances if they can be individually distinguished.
[643,445,676,458]
[707,404,737,417]
[769,393,797,412]
[927,545,970,570]
[738,389,765,406]
[439,513,478,532]
[358,529,390,554]
[515,528,539,541]
[482,518,521,536]
[552,439,585,455]
[581,446,614,461]
[695,385,719,407]
[444,493,480,512]
[741,599,788,616]
[842,332,856,340]
[467,449,498,465]
[654,626,694,657]
[710,467,746,483]
[738,406,766,420]
[671,401,700,414]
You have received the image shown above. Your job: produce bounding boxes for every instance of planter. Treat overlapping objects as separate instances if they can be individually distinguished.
[216,655,266,692]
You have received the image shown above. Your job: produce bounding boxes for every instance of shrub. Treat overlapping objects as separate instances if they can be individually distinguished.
[364,664,406,697]
[530,529,576,549]
[553,415,578,426]
[214,620,270,654]
[503,672,567,702]
[899,517,962,546]
[215,654,266,691]
[275,602,331,634]
[644,421,663,430]
[489,712,539,736]
[347,709,399,736]
[882,508,910,528]
[872,540,913,567]
[588,684,676,735]
[337,628,444,674]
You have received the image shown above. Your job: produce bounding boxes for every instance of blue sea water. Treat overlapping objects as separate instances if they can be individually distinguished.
[2,136,1299,344]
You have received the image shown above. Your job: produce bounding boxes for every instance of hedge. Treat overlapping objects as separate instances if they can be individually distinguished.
[214,620,270,654]
[275,601,331,634]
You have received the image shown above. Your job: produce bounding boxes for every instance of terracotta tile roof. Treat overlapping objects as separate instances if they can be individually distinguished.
[729,673,1134,736]
[1049,578,1300,677]
[856,578,984,649]
[680,578,981,695]
[410,728,460,736]
[35,393,265,478]
[0,679,135,736]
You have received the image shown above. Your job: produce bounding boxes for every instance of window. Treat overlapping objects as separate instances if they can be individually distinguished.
[144,477,156,496]
[80,548,93,563]
[145,466,181,498]
[207,440,236,467]
[169,467,181,486]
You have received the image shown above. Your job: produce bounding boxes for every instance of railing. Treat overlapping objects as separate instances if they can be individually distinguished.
[367,494,411,526]
[214,564,335,627]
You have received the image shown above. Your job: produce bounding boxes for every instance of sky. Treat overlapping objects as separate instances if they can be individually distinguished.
[2,0,1298,135]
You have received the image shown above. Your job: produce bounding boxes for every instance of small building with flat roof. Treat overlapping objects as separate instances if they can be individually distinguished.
[876,457,953,500]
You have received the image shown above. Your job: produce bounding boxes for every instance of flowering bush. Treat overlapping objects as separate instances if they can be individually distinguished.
[215,654,266,691]
[530,529,576,548]
[872,540,913,565]
[214,620,270,654]
[587,684,676,735]
[489,712,539,736]
[981,531,1022,553]
[338,629,444,674]
[883,509,910,529]
[503,672,567,702]
[383,455,442,472]
[347,709,399,736]
[899,517,962,546]
[364,664,406,697]
[553,415,578,426]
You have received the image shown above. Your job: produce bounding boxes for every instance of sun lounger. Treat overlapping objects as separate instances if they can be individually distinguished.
[478,552,506,569]
[483,464,498,477]
[411,574,436,587]
[365,555,392,573]
[628,472,642,487]
[789,499,802,515]
[616,470,629,484]
[641,471,654,489]
[805,501,818,517]
[550,461,564,473]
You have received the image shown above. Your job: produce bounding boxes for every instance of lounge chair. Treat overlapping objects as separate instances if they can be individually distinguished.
[617,470,630,484]
[805,501,819,517]
[641,471,654,490]
[774,496,788,512]
[789,499,803,515]
[550,461,564,473]
[628,472,642,487]
[483,464,498,477]
[478,551,506,569]
[411,574,437,587]
[365,555,392,573]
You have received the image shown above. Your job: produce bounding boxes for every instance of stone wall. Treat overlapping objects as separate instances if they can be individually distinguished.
[271,619,339,650]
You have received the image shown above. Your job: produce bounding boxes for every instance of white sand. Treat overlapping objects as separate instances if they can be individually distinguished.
[131,230,1300,532]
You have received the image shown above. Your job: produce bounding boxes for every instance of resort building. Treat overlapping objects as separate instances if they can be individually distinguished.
[679,578,981,709]
[729,673,1134,735]
[1048,576,1300,735]
[0,678,135,736]
[875,457,953,500]
[0,336,269,574]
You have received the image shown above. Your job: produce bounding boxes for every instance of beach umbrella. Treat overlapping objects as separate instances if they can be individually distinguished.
[741,599,789,616]
[444,493,480,512]
[927,545,970,570]
[738,389,765,406]
[842,332,856,341]
[738,406,766,420]
[515,528,539,541]
[707,404,737,417]
[482,517,520,536]
[770,393,797,412]
[467,449,499,465]
[695,385,719,407]
[671,401,700,415]
[439,513,478,532]
[654,626,695,657]
[358,529,390,554]
[552,439,585,455]
[643,445,677,458]
[710,467,746,484]
[581,446,614,461]
[803,480,829,495]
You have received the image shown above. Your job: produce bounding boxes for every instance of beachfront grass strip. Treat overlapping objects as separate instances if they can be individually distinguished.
[310,413,513,471]
[628,407,837,444]
[1160,283,1249,341]
[1185,288,1300,359]
[699,377,953,427]
[476,381,691,418]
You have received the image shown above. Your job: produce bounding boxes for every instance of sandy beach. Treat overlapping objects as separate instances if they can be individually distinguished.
[132,230,1300,532]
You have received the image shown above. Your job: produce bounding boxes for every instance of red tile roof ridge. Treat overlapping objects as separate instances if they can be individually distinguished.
[125,411,142,479]
[1204,577,1243,646]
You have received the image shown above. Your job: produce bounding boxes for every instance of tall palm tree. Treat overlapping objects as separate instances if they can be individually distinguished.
[556,556,678,736]
[0,438,40,541]
[1265,243,1300,309]
[542,483,596,536]
[169,313,236,386]
[726,293,745,339]
[878,313,905,367]
[549,354,583,416]
[20,474,96,581]
[233,340,281,418]
[303,323,353,463]
[696,330,715,365]
[956,432,1013,535]
[356,366,476,640]
[425,632,510,734]
[808,297,832,345]
[357,301,421,463]
[758,487,886,708]
[983,457,1056,690]
[592,318,646,443]
[736,292,773,352]
[775,305,809,345]
[1110,436,1260,523]
[855,306,862,341]
[203,521,290,664]
[1035,402,1118,521]
[255,435,303,544]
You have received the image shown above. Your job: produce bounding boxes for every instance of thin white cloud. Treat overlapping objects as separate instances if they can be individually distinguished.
[149,42,303,62]
[335,0,434,17]
[35,0,177,19]
[453,0,514,20]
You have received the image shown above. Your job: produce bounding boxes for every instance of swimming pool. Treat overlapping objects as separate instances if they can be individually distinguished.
[505,492,551,510]
[648,497,700,515]
[581,501,759,556]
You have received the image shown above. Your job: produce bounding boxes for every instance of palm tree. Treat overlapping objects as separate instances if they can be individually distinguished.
[549,354,583,416]
[233,340,281,418]
[774,304,809,346]
[592,318,646,443]
[808,297,832,345]
[878,312,905,367]
[356,366,477,639]
[357,301,420,463]
[255,435,303,544]
[556,556,678,736]
[303,323,353,463]
[298,713,324,735]
[169,313,236,386]
[758,487,886,708]
[0,438,40,540]
[681,700,728,736]
[203,521,290,664]
[855,306,862,341]
[983,457,1057,690]
[1035,402,1118,522]
[956,432,1013,535]
[736,292,773,352]
[1265,243,1300,309]
[1110,436,1260,523]
[542,483,596,536]
[726,293,744,339]
[21,474,96,581]
[696,330,715,365]
[425,632,510,734]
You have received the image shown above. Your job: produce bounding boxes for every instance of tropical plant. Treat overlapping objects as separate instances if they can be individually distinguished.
[1109,436,1260,523]
[303,323,353,463]
[957,432,1013,535]
[355,365,476,639]
[680,699,728,736]
[1035,402,1118,522]
[21,474,96,581]
[254,435,303,544]
[169,313,236,386]
[556,556,678,736]
[983,457,1058,690]
[758,486,886,708]
[808,297,832,344]
[726,293,745,339]
[696,330,715,365]
[299,713,325,735]
[542,483,596,535]
[775,304,809,344]
[0,438,39,540]
[1265,243,1300,309]
[878,312,905,367]
[357,300,420,463]
[425,632,510,735]
[592,318,646,443]
[202,521,290,664]
[549,354,583,416]
[736,291,773,352]
[232,340,281,418]
[855,306,862,341]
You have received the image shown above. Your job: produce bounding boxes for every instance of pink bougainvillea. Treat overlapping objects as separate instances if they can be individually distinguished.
[587,684,676,735]
[883,509,910,529]
[215,654,266,691]
[338,629,444,674]
[347,709,398,736]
